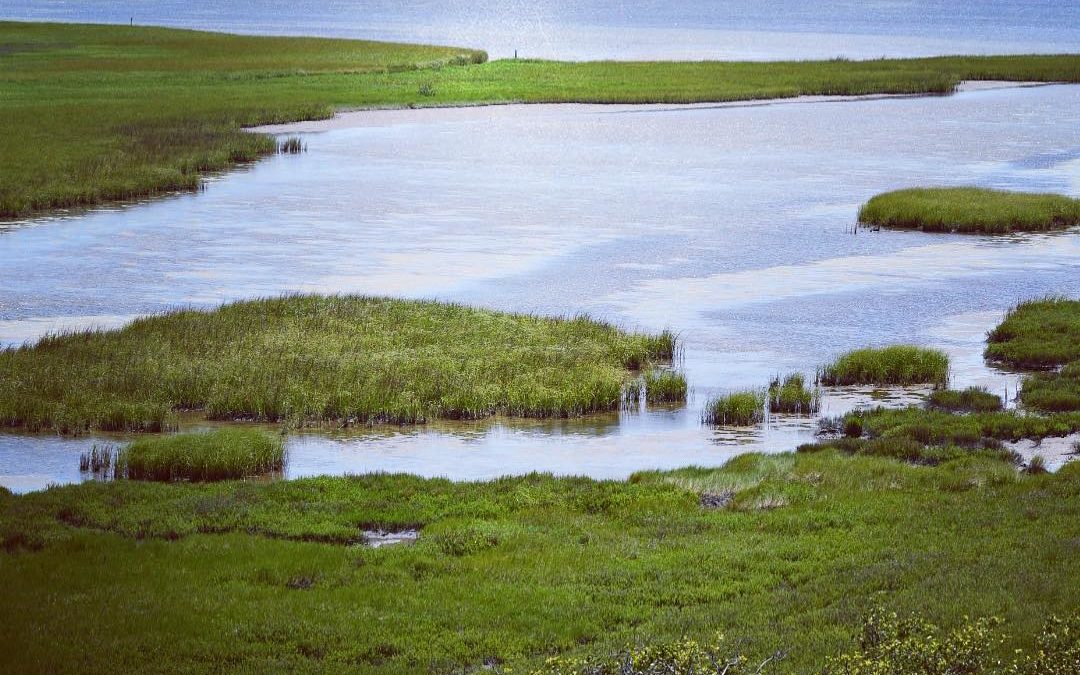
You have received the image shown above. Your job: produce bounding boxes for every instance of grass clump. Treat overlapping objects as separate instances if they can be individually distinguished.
[768,373,820,414]
[0,295,677,433]
[819,345,949,387]
[986,298,1080,414]
[643,370,688,404]
[1,452,1078,672]
[703,390,766,426]
[858,187,1080,234]
[3,22,1080,218]
[119,428,284,482]
[927,387,1003,413]
[985,298,1080,370]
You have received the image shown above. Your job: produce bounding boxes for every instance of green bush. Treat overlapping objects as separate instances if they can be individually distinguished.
[703,390,766,426]
[928,387,1003,413]
[768,373,820,414]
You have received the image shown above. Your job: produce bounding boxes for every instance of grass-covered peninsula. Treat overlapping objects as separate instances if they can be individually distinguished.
[3,21,1080,218]
[858,187,1080,234]
[0,295,678,434]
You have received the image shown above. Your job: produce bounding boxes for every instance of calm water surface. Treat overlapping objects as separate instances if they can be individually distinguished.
[2,84,1079,491]
[3,1,1079,60]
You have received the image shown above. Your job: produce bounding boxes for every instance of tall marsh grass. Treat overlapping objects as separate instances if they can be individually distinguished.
[118,428,284,482]
[0,295,678,433]
[703,390,766,426]
[819,345,949,386]
[768,373,820,414]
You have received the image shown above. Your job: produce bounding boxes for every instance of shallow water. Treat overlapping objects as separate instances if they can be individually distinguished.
[3,0,1079,60]
[2,84,1080,491]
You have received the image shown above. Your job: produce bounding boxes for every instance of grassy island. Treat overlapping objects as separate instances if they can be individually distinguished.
[0,295,678,433]
[3,21,1080,218]
[858,187,1080,234]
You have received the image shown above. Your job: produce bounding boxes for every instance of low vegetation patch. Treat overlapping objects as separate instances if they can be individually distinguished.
[119,428,284,482]
[1,452,1077,672]
[0,295,676,433]
[703,390,766,426]
[927,387,1003,413]
[818,345,949,386]
[858,187,1080,234]
[768,373,820,414]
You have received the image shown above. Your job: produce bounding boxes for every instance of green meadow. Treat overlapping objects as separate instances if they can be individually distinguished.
[3,21,1080,218]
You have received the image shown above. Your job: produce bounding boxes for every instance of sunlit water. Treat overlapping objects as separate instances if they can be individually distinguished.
[3,0,1079,60]
[2,84,1080,491]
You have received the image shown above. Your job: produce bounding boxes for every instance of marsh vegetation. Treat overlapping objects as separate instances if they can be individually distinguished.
[858,187,1080,234]
[818,345,950,386]
[0,295,677,433]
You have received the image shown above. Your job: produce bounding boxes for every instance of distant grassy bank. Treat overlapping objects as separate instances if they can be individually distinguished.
[0,295,677,433]
[3,21,1080,218]
[859,187,1080,234]
[1,451,1077,672]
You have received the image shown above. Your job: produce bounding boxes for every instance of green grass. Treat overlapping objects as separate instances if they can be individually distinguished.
[3,21,1080,218]
[643,370,688,404]
[858,187,1080,234]
[703,390,766,426]
[927,387,1003,413]
[1,451,1078,672]
[818,346,950,386]
[985,298,1080,414]
[985,298,1080,369]
[119,428,285,482]
[0,295,677,433]
[768,373,820,414]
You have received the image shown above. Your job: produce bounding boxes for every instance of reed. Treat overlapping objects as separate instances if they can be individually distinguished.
[927,387,1003,413]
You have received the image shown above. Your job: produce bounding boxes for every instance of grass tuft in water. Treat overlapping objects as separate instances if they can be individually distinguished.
[819,345,949,386]
[858,187,1080,234]
[277,136,305,154]
[643,370,688,404]
[703,390,766,426]
[118,428,284,482]
[768,372,820,414]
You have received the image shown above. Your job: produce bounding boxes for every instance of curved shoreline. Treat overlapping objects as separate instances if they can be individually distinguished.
[249,80,1057,134]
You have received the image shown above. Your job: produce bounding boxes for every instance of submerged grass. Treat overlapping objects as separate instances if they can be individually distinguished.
[703,390,766,426]
[120,428,284,482]
[3,22,1080,218]
[818,345,950,386]
[1,451,1078,672]
[858,187,1080,234]
[0,295,677,433]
